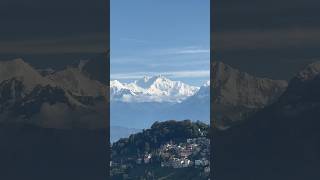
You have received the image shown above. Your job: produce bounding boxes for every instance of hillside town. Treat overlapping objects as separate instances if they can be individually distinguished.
[158,137,210,170]
[111,137,210,178]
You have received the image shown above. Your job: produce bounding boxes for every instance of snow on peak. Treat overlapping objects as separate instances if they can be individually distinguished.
[110,80,124,88]
[193,81,210,99]
[134,75,169,89]
[134,76,154,88]
[203,80,210,87]
[110,75,200,103]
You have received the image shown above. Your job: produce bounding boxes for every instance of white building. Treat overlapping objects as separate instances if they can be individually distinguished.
[144,154,152,164]
[204,166,210,173]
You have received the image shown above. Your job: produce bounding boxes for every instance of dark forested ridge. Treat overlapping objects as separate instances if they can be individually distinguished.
[111,120,210,180]
[112,120,209,156]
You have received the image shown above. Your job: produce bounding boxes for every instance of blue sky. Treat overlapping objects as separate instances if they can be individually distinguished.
[111,0,210,86]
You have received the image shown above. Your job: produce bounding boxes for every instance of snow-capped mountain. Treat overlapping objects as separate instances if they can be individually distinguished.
[110,75,199,102]
[165,81,211,125]
[110,80,211,138]
[111,62,289,139]
[189,80,210,100]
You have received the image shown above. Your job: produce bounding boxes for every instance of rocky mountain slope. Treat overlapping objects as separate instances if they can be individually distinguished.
[214,61,320,180]
[211,61,288,128]
[0,57,109,180]
[0,58,107,129]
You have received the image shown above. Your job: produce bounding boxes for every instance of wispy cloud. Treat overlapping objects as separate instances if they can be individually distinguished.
[148,59,209,68]
[174,49,210,54]
[111,70,209,80]
[149,46,210,56]
[111,45,210,69]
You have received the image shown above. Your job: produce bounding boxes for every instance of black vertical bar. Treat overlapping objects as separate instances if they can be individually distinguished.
[106,0,111,179]
[210,0,215,179]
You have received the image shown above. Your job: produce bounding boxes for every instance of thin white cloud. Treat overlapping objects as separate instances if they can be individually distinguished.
[149,47,210,56]
[148,59,209,68]
[111,70,210,80]
[111,46,209,65]
[175,49,210,54]
[111,56,209,68]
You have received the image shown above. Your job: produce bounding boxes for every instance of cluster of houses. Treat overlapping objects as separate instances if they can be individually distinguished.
[158,137,210,170]
[111,137,210,176]
[161,157,192,168]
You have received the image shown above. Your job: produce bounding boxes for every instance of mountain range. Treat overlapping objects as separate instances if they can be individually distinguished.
[111,62,288,141]
[111,60,320,179]
[110,75,199,103]
[110,76,210,141]
[0,57,291,143]
[3,57,320,179]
